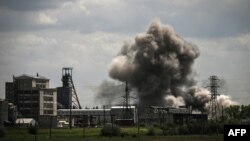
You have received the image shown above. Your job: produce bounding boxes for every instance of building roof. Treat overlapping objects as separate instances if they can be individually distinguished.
[111,106,136,109]
[14,74,49,80]
[15,118,36,124]
[0,99,8,103]
[58,109,111,112]
[149,106,175,109]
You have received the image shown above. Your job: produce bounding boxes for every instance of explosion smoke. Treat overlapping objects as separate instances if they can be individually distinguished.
[165,95,185,108]
[95,80,125,105]
[105,20,237,111]
[217,95,238,107]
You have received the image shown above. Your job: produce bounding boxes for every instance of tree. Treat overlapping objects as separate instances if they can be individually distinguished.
[225,105,240,119]
[240,105,250,119]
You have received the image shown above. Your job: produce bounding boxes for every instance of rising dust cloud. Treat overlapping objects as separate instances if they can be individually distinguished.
[97,20,237,111]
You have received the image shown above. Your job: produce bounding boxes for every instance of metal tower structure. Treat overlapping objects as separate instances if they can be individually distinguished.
[122,81,133,119]
[62,67,82,109]
[208,75,220,119]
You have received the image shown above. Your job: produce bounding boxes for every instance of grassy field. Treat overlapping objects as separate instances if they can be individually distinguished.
[1,127,223,141]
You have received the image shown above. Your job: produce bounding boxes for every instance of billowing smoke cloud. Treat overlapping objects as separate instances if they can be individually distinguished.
[184,86,211,111]
[109,20,199,109]
[165,95,185,108]
[106,20,237,111]
[95,80,125,105]
[217,95,238,108]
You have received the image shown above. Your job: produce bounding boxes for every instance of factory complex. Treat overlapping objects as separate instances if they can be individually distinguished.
[0,68,207,128]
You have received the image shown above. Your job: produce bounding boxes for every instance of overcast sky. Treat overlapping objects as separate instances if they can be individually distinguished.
[0,0,249,106]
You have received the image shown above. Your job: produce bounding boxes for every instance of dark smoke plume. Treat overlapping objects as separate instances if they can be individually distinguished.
[109,20,200,109]
[95,80,125,105]
[105,20,237,111]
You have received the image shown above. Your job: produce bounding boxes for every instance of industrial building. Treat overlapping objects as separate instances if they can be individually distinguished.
[139,106,207,126]
[5,82,14,103]
[5,74,57,127]
[57,105,207,127]
[57,106,136,127]
[2,69,208,128]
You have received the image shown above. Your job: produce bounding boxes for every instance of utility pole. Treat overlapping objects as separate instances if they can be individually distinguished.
[111,115,114,136]
[137,100,140,141]
[82,115,85,138]
[103,105,106,125]
[49,116,52,139]
[69,97,72,129]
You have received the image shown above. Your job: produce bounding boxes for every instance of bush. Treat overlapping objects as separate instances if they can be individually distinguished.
[28,126,38,135]
[146,127,155,136]
[132,134,137,138]
[0,128,6,138]
[163,127,178,135]
[139,123,145,127]
[120,132,125,137]
[187,122,202,134]
[178,124,189,135]
[153,124,159,128]
[207,121,224,134]
[101,123,120,136]
[162,124,179,136]
[120,132,128,137]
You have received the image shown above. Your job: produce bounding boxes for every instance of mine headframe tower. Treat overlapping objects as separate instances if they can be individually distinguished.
[208,75,220,120]
[62,67,82,109]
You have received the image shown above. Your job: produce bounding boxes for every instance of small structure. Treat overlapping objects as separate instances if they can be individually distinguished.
[15,118,37,127]
[57,120,69,128]
[0,99,8,127]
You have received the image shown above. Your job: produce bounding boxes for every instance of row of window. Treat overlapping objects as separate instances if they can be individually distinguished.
[36,84,46,88]
[17,90,39,94]
[19,100,38,104]
[43,91,54,95]
[20,109,37,115]
[19,103,38,107]
[19,96,39,101]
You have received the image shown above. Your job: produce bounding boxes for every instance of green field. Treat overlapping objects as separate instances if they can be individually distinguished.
[1,127,223,141]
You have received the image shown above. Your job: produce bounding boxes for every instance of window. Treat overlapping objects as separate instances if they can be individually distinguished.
[44,110,53,115]
[44,91,54,95]
[44,103,53,108]
[44,96,53,101]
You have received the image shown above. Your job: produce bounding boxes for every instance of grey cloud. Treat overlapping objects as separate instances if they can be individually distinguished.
[0,31,128,106]
[193,35,250,105]
[0,0,250,37]
[0,0,63,11]
[0,0,250,107]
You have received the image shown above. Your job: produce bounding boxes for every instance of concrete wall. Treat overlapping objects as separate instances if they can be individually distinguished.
[39,89,57,116]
